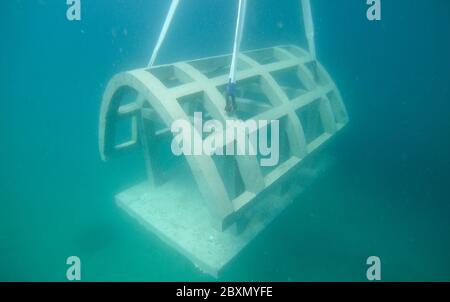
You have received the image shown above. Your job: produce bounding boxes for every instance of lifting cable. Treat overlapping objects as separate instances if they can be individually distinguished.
[225,0,248,113]
[301,0,316,60]
[301,0,319,80]
[148,0,180,68]
[146,0,317,111]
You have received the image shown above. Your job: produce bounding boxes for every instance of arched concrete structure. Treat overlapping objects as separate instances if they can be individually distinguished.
[99,45,348,276]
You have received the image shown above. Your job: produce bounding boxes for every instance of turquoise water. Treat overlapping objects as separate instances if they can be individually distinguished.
[1,0,450,281]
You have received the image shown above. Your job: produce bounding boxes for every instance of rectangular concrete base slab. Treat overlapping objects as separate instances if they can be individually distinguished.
[116,154,332,277]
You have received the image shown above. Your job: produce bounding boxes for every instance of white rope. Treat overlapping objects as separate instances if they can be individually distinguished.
[301,0,316,60]
[237,0,247,51]
[148,0,180,68]
[229,0,247,84]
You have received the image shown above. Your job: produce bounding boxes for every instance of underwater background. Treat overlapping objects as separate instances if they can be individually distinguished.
[1,0,450,281]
